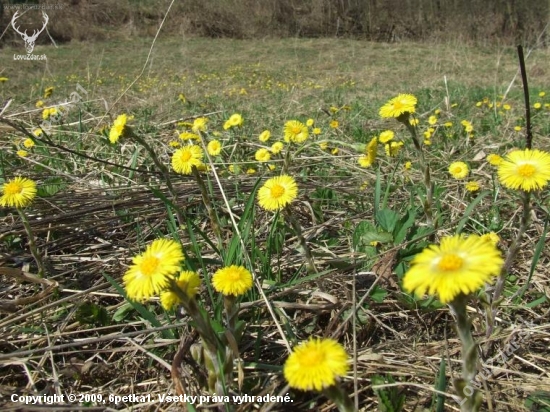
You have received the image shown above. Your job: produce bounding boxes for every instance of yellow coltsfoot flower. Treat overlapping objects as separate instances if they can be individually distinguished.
[212,265,253,296]
[379,94,417,118]
[403,234,503,304]
[123,239,184,301]
[497,148,550,192]
[172,145,204,175]
[284,337,349,391]
[1,177,37,208]
[257,175,298,211]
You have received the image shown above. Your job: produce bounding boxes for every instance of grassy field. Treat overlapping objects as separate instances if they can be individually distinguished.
[1,36,550,412]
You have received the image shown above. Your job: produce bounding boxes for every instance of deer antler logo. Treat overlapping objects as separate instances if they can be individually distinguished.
[11,11,49,54]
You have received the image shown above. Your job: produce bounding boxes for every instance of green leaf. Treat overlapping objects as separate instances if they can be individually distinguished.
[376,208,400,233]
[526,295,548,308]
[372,374,405,412]
[525,391,550,411]
[393,209,416,244]
[370,286,388,303]
[37,177,67,197]
[113,302,134,322]
[75,302,110,326]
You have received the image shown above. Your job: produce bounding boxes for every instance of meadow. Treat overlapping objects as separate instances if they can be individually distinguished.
[1,35,550,411]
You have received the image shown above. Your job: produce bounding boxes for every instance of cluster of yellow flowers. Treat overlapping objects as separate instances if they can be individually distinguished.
[123,238,254,306]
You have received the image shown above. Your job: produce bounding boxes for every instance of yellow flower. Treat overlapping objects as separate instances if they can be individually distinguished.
[246,168,256,175]
[313,127,321,135]
[379,130,394,144]
[331,148,339,155]
[1,177,37,208]
[428,115,437,125]
[358,155,372,167]
[270,141,284,154]
[172,145,204,175]
[385,141,404,157]
[259,130,271,142]
[464,181,480,192]
[403,234,503,303]
[160,271,201,310]
[481,232,500,247]
[449,161,469,179]
[255,148,271,162]
[461,120,474,133]
[109,114,129,144]
[444,122,453,127]
[0,77,8,82]
[359,137,378,167]
[44,86,54,98]
[497,148,550,191]
[123,239,185,301]
[319,142,328,150]
[17,150,28,157]
[35,100,44,108]
[503,104,511,110]
[42,107,58,120]
[257,174,298,211]
[379,94,417,118]
[409,118,419,126]
[284,120,309,143]
[329,120,339,129]
[169,140,181,148]
[284,337,349,391]
[192,117,208,133]
[366,136,378,158]
[487,154,503,166]
[404,161,412,170]
[212,265,253,296]
[179,132,200,141]
[223,113,243,130]
[539,91,546,97]
[306,118,314,127]
[534,102,542,109]
[23,138,35,148]
[207,139,222,156]
[32,129,43,137]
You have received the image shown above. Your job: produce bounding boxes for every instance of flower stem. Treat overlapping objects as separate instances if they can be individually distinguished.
[449,295,482,412]
[17,207,45,278]
[487,190,531,338]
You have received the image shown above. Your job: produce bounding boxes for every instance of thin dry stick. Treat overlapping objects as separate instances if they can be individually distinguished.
[517,45,532,149]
